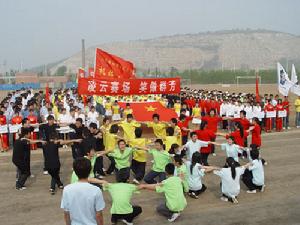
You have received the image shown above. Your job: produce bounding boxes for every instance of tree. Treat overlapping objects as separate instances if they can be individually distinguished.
[55,66,67,76]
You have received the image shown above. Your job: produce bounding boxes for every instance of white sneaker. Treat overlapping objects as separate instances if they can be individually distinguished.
[30,174,35,178]
[212,153,217,156]
[43,171,48,175]
[260,185,266,192]
[121,219,133,225]
[232,197,238,204]
[220,196,228,202]
[132,179,140,185]
[168,213,180,222]
[247,190,257,194]
[287,127,291,129]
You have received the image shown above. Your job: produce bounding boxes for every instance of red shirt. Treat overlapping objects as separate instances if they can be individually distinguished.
[282,100,290,114]
[195,129,216,153]
[264,103,274,112]
[0,115,7,125]
[251,124,261,147]
[200,100,206,113]
[27,115,38,124]
[233,118,250,130]
[178,116,193,136]
[204,100,212,114]
[11,116,23,124]
[201,116,222,133]
[226,130,248,147]
[276,104,284,111]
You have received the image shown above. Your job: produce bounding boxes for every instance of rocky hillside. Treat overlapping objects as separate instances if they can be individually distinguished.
[48,29,300,74]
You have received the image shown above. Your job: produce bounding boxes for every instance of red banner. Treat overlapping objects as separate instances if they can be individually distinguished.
[94,48,135,79]
[78,77,181,96]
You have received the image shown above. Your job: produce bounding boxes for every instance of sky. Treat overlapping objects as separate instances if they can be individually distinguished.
[0,0,299,70]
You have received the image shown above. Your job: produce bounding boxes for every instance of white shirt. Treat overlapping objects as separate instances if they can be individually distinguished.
[185,162,205,191]
[185,140,209,161]
[249,159,265,186]
[226,104,235,116]
[214,167,245,198]
[58,114,74,124]
[220,103,228,116]
[221,143,243,162]
[87,111,99,122]
[61,182,105,225]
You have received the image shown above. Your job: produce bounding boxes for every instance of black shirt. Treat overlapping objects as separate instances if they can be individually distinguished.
[44,142,60,169]
[12,139,30,169]
[39,123,60,141]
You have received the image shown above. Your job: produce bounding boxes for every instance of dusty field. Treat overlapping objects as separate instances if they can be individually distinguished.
[0,128,300,225]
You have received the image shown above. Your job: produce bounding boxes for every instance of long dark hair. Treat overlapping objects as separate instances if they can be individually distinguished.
[200,121,208,130]
[190,152,202,175]
[226,157,237,179]
[234,122,244,138]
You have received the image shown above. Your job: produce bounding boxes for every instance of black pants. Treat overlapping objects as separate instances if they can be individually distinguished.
[115,167,131,181]
[211,137,216,154]
[242,169,263,191]
[47,168,63,190]
[106,156,116,175]
[111,205,142,223]
[200,153,209,166]
[15,165,30,188]
[182,135,188,145]
[189,184,207,196]
[94,155,105,176]
[131,159,146,181]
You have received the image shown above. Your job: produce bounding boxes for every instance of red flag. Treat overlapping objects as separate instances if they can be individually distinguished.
[77,67,85,80]
[45,84,50,104]
[118,102,177,122]
[94,48,135,79]
[88,67,95,77]
[78,77,181,96]
[255,74,260,103]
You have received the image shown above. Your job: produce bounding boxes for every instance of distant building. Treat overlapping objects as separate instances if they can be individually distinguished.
[15,72,38,83]
[15,72,70,84]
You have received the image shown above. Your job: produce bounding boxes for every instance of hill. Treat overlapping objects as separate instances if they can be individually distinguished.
[45,29,300,74]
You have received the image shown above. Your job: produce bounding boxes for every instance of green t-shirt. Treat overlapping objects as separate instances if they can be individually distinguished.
[104,183,139,214]
[156,176,187,212]
[108,147,133,170]
[149,149,171,172]
[175,165,189,193]
[71,156,97,183]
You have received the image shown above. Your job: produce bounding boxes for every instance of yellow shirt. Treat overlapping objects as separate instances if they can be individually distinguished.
[119,120,141,141]
[95,96,103,104]
[295,99,300,112]
[164,136,179,152]
[105,102,112,111]
[147,122,167,139]
[174,103,181,113]
[112,105,120,115]
[105,133,117,151]
[192,107,201,117]
[130,138,150,162]
[173,125,182,146]
[100,124,111,146]
[123,108,133,117]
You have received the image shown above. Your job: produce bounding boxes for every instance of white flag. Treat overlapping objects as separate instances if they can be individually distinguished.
[277,62,293,96]
[291,64,300,96]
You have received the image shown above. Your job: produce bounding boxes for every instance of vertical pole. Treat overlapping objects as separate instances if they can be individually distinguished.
[82,39,86,76]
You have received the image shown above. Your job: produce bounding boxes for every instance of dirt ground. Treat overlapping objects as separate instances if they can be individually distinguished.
[0,128,300,225]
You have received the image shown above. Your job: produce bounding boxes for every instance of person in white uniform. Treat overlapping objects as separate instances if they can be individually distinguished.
[212,157,250,204]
